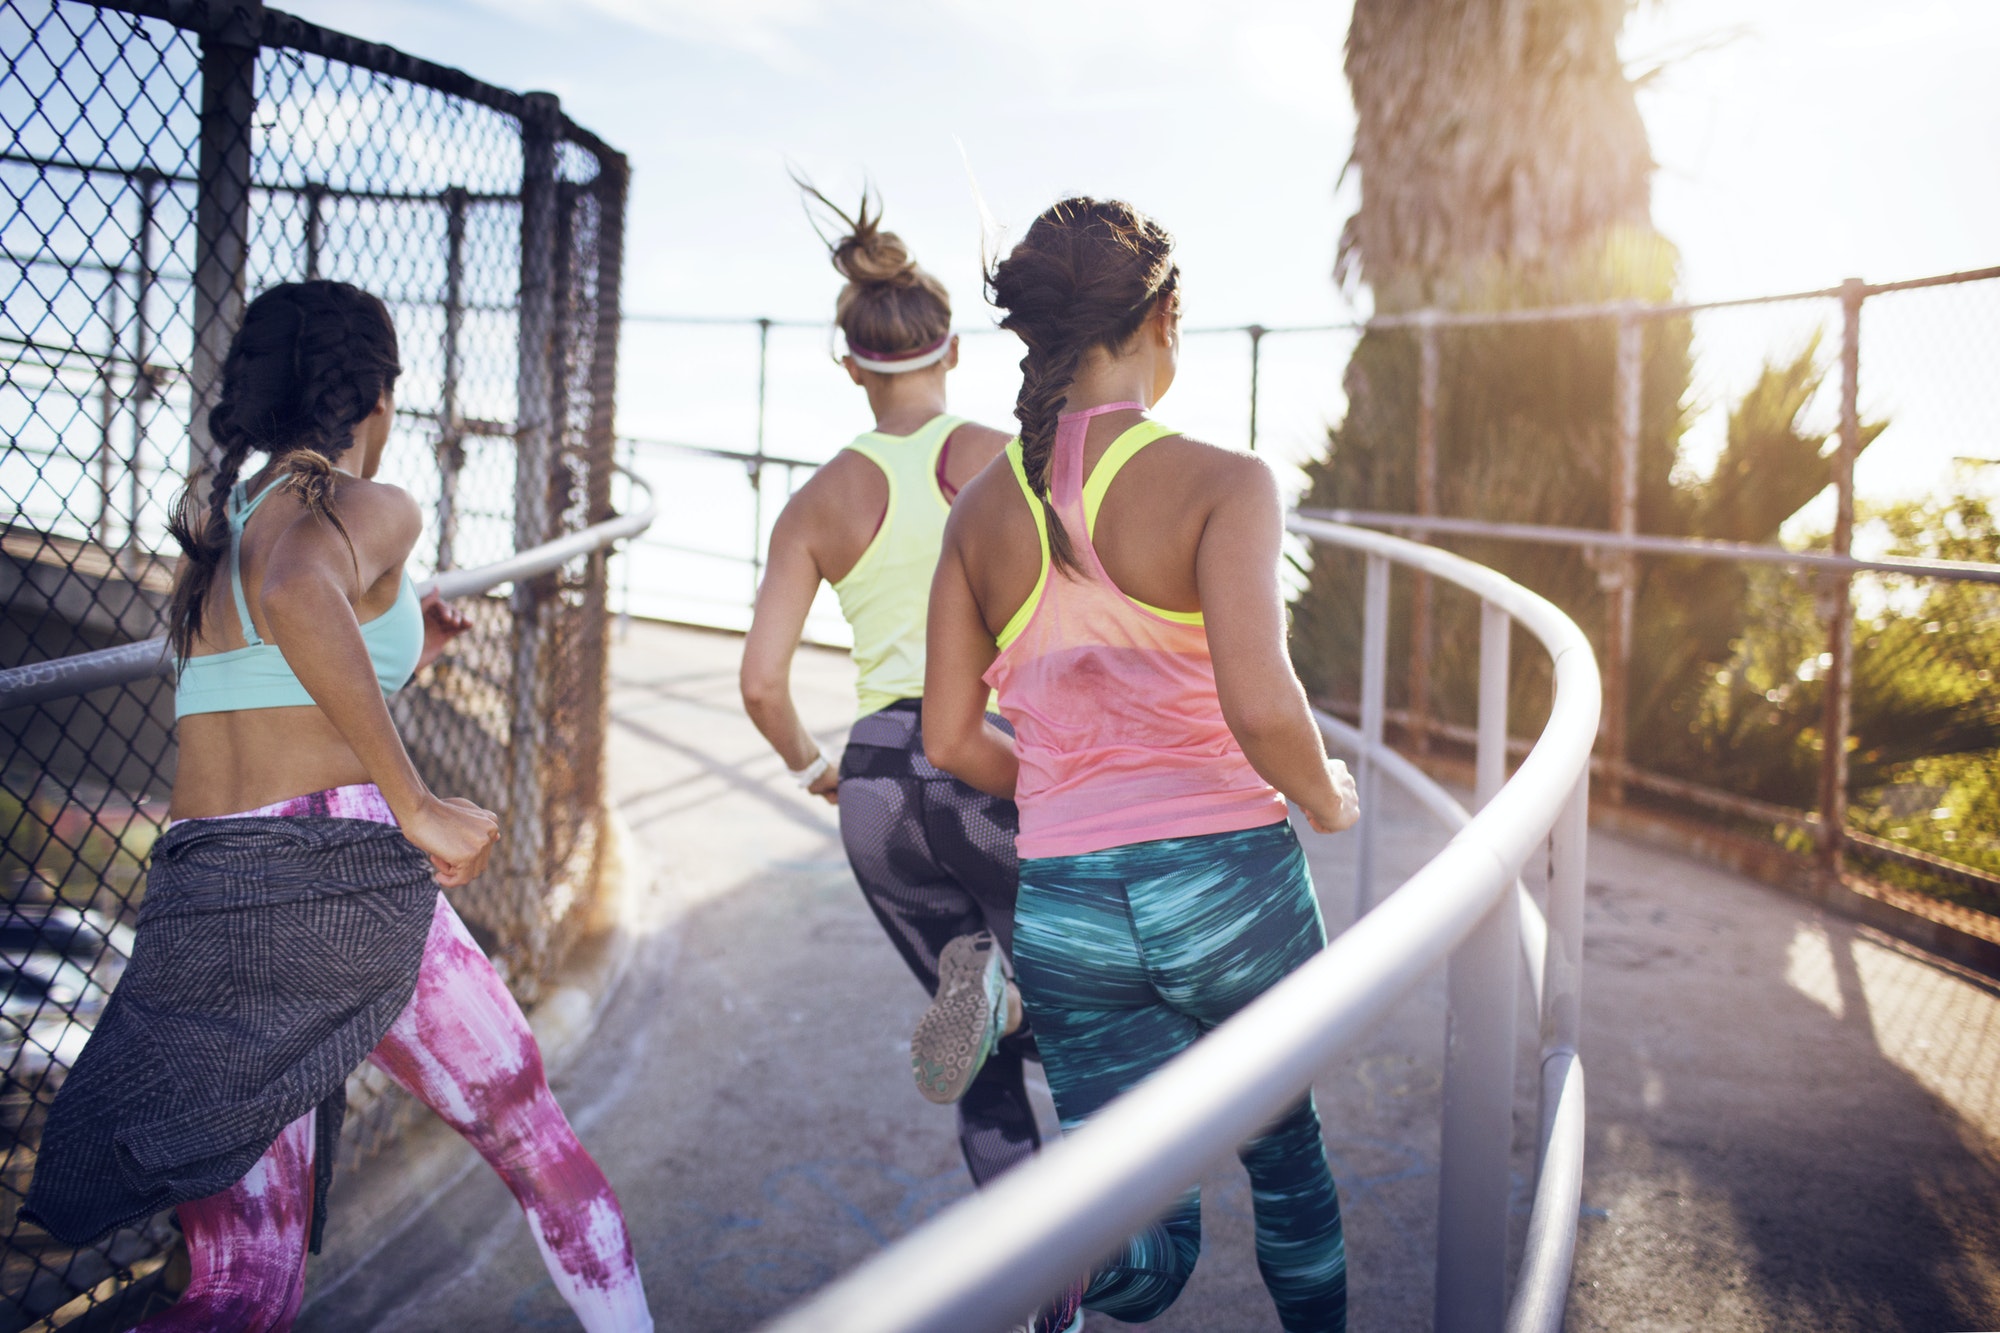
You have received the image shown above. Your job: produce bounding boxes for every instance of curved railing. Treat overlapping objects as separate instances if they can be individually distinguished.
[762,515,1600,1333]
[0,467,659,711]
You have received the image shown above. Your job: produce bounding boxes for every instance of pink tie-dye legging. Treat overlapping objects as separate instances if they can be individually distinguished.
[141,785,651,1332]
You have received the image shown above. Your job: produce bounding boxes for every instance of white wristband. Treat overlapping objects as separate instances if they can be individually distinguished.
[791,753,831,788]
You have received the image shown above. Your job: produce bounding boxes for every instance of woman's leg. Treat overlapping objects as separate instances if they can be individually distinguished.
[1239,1096,1347,1332]
[1012,854,1206,1323]
[136,1112,316,1332]
[367,895,651,1332]
[918,727,1046,1182]
[1137,822,1347,1333]
[840,712,1041,1184]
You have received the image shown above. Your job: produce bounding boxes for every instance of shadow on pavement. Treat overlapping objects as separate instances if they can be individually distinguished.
[1571,839,2000,1331]
[301,623,2000,1333]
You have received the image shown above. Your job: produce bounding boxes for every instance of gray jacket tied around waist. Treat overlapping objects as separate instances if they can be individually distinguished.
[23,814,439,1251]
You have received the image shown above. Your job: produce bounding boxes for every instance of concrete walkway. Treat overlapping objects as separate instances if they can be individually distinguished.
[300,622,2000,1332]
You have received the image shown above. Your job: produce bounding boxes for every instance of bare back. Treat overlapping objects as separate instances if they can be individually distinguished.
[170,467,420,818]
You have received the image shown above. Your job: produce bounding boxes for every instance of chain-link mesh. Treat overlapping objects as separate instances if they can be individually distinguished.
[1278,275,2000,921]
[1838,276,2000,903]
[1,2,626,1323]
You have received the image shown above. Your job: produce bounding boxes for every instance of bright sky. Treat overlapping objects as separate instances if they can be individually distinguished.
[1626,0,2000,524]
[287,0,1999,605]
[295,0,2000,310]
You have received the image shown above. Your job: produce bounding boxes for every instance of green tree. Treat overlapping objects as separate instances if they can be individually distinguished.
[1706,486,2000,902]
[1632,340,1885,781]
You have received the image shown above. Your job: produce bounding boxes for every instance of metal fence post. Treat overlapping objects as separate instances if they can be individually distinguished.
[1408,311,1439,756]
[303,180,325,280]
[190,0,262,478]
[579,148,628,820]
[750,315,772,601]
[1602,309,1643,804]
[616,439,635,630]
[547,178,577,533]
[436,186,467,571]
[1816,278,1864,881]
[1475,605,1511,809]
[1435,601,1519,1333]
[505,88,562,980]
[130,168,158,560]
[1356,552,1390,913]
[1246,323,1264,452]
[95,276,119,546]
[1540,771,1590,1166]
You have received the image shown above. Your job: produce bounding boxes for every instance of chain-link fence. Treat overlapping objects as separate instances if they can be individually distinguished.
[1283,269,2000,923]
[1,1,627,1323]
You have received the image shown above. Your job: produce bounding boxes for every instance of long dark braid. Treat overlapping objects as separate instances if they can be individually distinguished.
[166,280,401,660]
[987,198,1178,575]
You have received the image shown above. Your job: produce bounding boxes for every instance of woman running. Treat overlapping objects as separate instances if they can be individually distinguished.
[924,198,1360,1332]
[739,185,1043,1191]
[24,280,651,1332]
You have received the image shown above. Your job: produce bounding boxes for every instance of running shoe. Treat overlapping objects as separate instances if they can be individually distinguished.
[910,931,1009,1104]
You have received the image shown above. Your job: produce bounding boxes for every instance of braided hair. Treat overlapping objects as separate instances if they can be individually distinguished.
[166,280,402,660]
[986,198,1178,575]
[793,174,952,361]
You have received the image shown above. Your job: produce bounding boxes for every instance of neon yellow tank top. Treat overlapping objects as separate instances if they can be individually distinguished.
[831,413,964,718]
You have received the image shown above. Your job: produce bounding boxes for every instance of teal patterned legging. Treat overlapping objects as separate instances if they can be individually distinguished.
[1014,820,1347,1332]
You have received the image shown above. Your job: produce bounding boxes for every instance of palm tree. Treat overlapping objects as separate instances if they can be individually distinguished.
[1336,0,1659,313]
[1293,0,1689,734]
[1296,0,1955,892]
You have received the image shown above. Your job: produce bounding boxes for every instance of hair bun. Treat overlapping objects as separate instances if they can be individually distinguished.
[832,224,918,289]
[794,172,952,361]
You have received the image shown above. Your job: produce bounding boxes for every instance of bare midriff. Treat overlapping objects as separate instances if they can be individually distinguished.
[169,707,379,820]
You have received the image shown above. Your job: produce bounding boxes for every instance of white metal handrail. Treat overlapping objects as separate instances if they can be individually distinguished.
[761,515,1599,1333]
[0,466,658,711]
[1299,506,2000,586]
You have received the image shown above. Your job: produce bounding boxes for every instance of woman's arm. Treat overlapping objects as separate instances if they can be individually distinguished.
[922,526,1017,800]
[416,590,473,671]
[741,501,839,803]
[261,482,498,883]
[1198,458,1358,834]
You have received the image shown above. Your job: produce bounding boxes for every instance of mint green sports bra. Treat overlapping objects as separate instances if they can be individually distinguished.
[174,477,424,719]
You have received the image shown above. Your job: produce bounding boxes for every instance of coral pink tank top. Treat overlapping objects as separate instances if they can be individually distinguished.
[983,402,1288,859]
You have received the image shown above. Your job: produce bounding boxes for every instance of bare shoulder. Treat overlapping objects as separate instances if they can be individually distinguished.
[947,420,1014,462]
[949,444,1027,524]
[784,448,880,520]
[330,476,424,540]
[261,473,421,580]
[943,445,1030,559]
[954,421,1013,449]
[769,448,889,588]
[1151,432,1278,505]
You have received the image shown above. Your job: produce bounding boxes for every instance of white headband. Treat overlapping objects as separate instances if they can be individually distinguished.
[848,332,953,374]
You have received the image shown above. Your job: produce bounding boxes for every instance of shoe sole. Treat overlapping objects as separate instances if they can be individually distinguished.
[911,935,1004,1105]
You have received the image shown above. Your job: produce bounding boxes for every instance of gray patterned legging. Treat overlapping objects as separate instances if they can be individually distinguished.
[837,700,1042,1185]
[1015,819,1347,1332]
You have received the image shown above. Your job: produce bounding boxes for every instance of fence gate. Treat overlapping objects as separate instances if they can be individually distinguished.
[1,1,628,1323]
